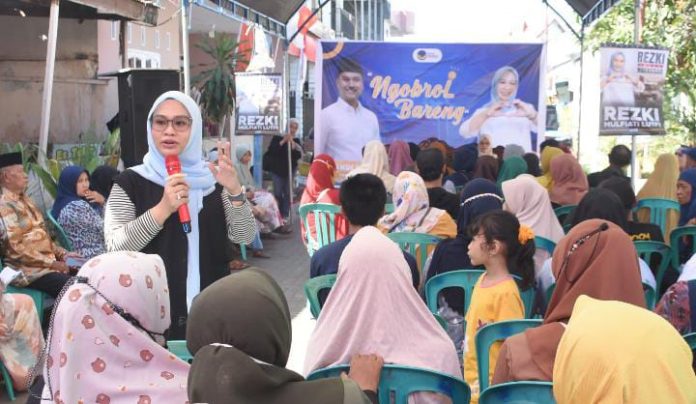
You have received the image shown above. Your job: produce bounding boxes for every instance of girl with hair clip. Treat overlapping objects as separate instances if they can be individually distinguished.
[463,210,536,403]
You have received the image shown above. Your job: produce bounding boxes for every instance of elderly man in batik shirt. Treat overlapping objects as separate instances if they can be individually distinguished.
[0,152,71,297]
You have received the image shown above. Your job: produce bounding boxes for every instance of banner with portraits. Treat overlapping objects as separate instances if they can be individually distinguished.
[313,41,544,174]
[235,72,283,134]
[599,45,669,136]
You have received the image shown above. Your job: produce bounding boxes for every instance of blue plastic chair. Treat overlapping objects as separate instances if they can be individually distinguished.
[299,203,342,257]
[635,198,679,238]
[425,270,484,315]
[387,232,443,277]
[45,210,74,251]
[534,236,556,257]
[669,226,696,271]
[475,319,542,392]
[303,274,337,319]
[554,205,576,228]
[479,381,556,404]
[385,203,395,214]
[425,270,535,319]
[167,340,193,363]
[643,281,657,310]
[0,361,15,401]
[684,332,696,350]
[634,241,671,292]
[307,364,471,403]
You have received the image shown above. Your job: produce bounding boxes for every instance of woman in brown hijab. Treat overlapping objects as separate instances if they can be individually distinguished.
[186,269,381,404]
[473,155,500,182]
[491,219,645,383]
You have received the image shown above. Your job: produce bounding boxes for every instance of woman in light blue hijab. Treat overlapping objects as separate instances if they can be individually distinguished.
[103,91,257,338]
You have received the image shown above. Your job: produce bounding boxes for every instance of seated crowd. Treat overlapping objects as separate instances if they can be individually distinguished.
[1,120,696,403]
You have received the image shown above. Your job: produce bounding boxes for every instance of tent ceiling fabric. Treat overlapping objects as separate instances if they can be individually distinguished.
[235,0,305,23]
[562,0,600,16]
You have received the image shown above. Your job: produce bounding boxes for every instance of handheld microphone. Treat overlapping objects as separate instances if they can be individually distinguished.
[164,155,191,233]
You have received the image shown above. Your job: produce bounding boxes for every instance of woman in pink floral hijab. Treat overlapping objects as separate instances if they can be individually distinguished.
[41,251,189,403]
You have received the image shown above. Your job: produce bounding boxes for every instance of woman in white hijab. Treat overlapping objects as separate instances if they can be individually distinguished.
[347,140,396,193]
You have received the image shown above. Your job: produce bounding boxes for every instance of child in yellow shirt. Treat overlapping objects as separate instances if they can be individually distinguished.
[463,210,536,402]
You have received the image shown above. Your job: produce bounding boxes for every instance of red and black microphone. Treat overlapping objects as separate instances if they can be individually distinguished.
[164,155,191,233]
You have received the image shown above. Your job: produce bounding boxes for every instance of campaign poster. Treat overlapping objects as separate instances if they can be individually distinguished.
[314,41,544,175]
[599,45,669,136]
[235,72,282,134]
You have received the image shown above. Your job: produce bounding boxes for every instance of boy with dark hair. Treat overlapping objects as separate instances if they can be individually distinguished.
[310,174,419,305]
[416,149,460,220]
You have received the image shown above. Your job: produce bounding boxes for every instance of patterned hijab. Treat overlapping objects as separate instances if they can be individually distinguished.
[378,171,446,233]
[388,140,414,176]
[347,140,396,192]
[43,252,189,403]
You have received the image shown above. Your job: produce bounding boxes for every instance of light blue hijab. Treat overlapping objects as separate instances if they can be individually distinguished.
[132,90,216,309]
[488,66,519,109]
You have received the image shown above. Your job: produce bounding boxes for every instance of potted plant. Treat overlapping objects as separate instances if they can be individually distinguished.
[193,34,248,138]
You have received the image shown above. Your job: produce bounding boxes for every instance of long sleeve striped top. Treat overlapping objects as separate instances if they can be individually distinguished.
[104,184,256,253]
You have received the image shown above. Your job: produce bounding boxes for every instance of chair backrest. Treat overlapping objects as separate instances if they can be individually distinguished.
[553,205,576,225]
[479,381,556,404]
[643,281,657,310]
[684,332,696,350]
[303,274,337,319]
[425,269,484,315]
[298,203,342,257]
[475,319,543,392]
[425,270,534,319]
[534,236,556,257]
[167,340,193,363]
[45,210,74,251]
[307,364,471,403]
[670,226,696,270]
[635,198,680,237]
[385,203,395,214]
[634,241,671,292]
[387,232,443,276]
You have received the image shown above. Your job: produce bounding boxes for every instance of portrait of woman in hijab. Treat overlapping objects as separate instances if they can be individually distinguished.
[459,66,538,152]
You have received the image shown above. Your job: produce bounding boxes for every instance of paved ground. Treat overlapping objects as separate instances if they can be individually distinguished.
[0,213,315,403]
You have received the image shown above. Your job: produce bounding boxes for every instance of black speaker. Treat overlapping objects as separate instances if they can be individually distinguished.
[113,69,180,167]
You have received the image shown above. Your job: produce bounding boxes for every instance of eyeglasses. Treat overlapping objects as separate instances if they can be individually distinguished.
[151,115,192,132]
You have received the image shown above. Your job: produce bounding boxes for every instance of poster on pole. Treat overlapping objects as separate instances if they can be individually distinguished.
[599,45,669,136]
[314,41,545,175]
[235,72,283,134]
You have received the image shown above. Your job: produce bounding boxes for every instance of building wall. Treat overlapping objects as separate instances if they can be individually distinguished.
[0,16,111,144]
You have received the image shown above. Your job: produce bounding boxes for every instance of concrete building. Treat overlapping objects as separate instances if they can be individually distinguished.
[0,0,160,145]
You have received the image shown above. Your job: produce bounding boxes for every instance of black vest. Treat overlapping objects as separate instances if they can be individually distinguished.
[117,169,230,338]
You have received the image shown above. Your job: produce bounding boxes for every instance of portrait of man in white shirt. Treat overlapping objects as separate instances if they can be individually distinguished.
[316,58,381,162]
